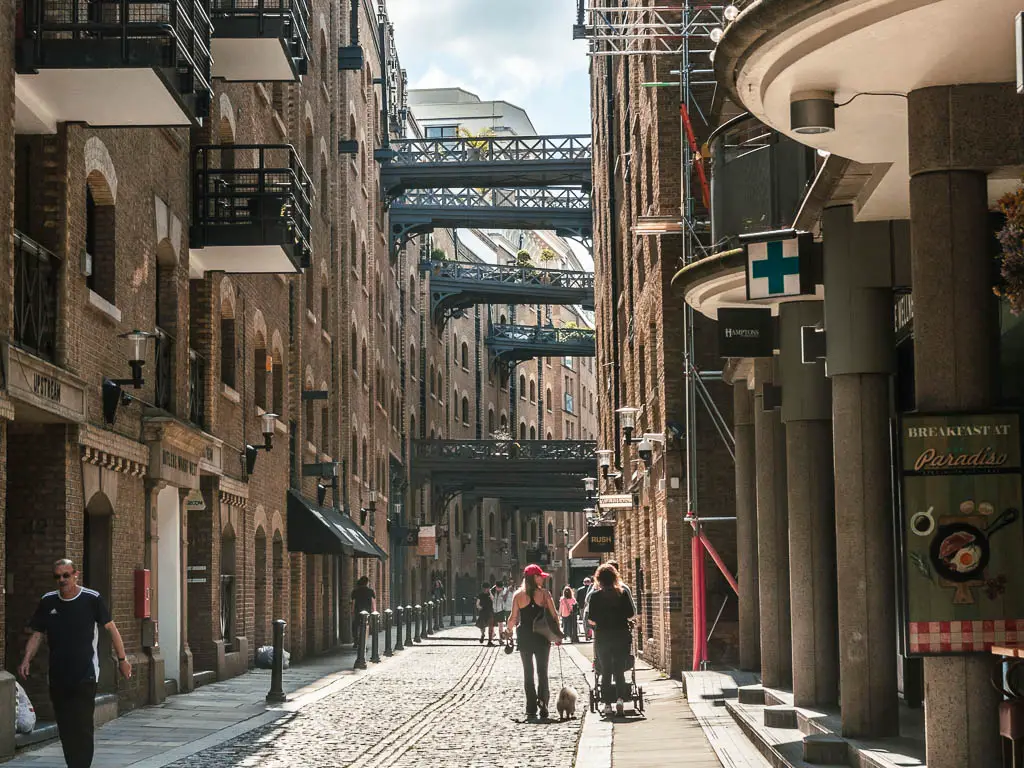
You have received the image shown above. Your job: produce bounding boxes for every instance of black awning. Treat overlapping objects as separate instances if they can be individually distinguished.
[286,490,387,560]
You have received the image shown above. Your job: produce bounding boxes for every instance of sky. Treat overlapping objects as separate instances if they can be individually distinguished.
[386,0,592,136]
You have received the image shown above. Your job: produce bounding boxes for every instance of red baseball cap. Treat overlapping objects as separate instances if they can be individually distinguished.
[523,564,551,579]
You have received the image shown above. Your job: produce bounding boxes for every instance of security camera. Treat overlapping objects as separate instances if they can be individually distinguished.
[638,437,654,465]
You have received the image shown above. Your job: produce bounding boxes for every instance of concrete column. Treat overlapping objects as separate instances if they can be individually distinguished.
[733,380,760,672]
[822,205,904,737]
[753,358,791,689]
[778,301,837,707]
[909,84,1003,768]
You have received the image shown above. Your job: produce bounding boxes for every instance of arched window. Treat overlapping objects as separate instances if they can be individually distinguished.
[272,349,284,416]
[220,298,236,389]
[351,433,358,477]
[254,337,268,410]
[500,413,508,430]
[430,365,436,396]
[488,512,495,540]
[410,414,417,440]
[350,225,358,273]
[519,422,527,440]
[547,522,554,545]
[350,326,358,375]
[529,380,536,403]
[487,408,495,434]
[546,388,552,412]
[361,341,368,386]
[361,243,368,283]
[546,431,553,440]
[321,281,329,322]
[85,174,116,304]
[305,270,315,317]
[461,342,470,369]
[462,396,470,425]
[410,345,417,378]
[530,519,537,543]
[519,374,526,399]
[361,437,368,478]
[409,275,416,304]
[529,426,536,440]
[454,505,460,535]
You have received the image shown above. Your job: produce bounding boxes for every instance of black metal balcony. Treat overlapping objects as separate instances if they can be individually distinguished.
[188,348,205,426]
[710,113,817,248]
[381,135,592,198]
[486,324,596,366]
[421,259,595,325]
[190,144,312,274]
[389,187,593,256]
[15,0,212,130]
[208,0,309,81]
[14,231,60,362]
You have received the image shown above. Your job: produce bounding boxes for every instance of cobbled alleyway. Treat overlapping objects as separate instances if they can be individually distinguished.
[167,626,590,768]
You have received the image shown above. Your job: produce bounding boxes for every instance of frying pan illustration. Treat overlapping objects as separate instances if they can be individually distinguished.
[929,507,1019,583]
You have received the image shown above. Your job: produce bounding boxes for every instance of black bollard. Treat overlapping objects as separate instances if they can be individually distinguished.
[436,599,443,631]
[384,609,394,656]
[354,610,368,670]
[424,601,433,637]
[461,596,467,625]
[450,596,456,628]
[414,604,422,643]
[405,604,413,647]
[370,611,381,663]
[394,606,405,651]
[266,619,287,703]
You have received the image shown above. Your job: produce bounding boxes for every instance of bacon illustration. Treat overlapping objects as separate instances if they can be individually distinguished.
[939,531,976,560]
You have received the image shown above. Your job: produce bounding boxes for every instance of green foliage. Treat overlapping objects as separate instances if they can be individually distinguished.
[996,185,1024,314]
[539,248,558,263]
[431,247,448,261]
[515,249,534,267]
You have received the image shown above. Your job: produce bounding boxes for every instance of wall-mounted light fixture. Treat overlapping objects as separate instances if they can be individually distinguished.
[360,489,378,526]
[583,476,598,502]
[314,461,340,507]
[102,330,155,425]
[616,406,640,444]
[790,91,836,135]
[244,411,279,474]
[596,449,614,478]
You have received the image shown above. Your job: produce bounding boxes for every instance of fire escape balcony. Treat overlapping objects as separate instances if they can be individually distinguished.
[208,0,309,82]
[485,324,596,366]
[380,135,593,198]
[190,144,312,274]
[15,0,212,133]
[421,259,595,325]
[14,230,60,362]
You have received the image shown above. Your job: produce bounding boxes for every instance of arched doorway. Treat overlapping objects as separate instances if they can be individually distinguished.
[254,527,267,648]
[220,523,236,655]
[84,493,115,692]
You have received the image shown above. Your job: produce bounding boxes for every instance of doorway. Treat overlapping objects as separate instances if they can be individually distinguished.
[83,494,114,692]
[156,486,182,685]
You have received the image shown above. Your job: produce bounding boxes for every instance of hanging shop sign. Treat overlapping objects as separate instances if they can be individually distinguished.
[744,233,814,301]
[588,526,616,553]
[417,525,437,558]
[717,307,774,358]
[899,412,1024,655]
[185,488,206,511]
[598,494,634,510]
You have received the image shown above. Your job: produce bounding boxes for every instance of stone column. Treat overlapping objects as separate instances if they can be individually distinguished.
[753,358,791,689]
[733,380,760,672]
[778,301,837,707]
[909,84,1005,768]
[822,205,904,737]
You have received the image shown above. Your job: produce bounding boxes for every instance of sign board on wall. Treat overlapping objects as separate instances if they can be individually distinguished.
[588,526,615,553]
[417,525,437,558]
[899,412,1024,655]
[717,308,774,358]
[598,494,633,510]
[745,233,814,300]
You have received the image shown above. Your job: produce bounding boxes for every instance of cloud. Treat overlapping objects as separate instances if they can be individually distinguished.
[386,0,592,135]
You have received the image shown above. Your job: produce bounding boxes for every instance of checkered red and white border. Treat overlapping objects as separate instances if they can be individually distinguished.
[909,619,1024,653]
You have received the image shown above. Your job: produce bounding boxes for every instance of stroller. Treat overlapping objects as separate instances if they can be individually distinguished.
[588,627,645,715]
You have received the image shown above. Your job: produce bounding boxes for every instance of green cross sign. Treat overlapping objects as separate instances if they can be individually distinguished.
[751,240,800,295]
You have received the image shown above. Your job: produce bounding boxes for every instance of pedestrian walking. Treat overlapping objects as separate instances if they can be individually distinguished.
[476,582,495,645]
[350,576,377,647]
[507,564,561,720]
[492,582,511,640]
[559,586,577,642]
[18,559,132,768]
[587,563,636,717]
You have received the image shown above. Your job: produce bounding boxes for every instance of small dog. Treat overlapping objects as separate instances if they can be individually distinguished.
[556,685,579,721]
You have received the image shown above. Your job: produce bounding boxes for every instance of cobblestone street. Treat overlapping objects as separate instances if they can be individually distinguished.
[168,626,590,768]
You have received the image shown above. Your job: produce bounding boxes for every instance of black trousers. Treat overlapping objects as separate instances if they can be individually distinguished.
[595,628,632,703]
[50,681,97,768]
[519,642,551,715]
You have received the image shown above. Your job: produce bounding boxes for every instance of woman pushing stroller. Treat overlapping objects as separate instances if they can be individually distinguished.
[587,562,636,717]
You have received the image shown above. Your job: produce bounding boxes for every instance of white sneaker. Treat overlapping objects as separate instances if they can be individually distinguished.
[615,699,625,716]
[602,703,613,717]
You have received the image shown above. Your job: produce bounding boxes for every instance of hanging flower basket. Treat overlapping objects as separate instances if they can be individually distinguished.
[996,184,1024,314]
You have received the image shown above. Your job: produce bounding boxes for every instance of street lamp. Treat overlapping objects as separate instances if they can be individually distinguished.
[316,461,340,506]
[360,489,378,526]
[616,406,640,444]
[244,412,279,474]
[597,449,614,478]
[102,330,156,424]
[583,476,597,502]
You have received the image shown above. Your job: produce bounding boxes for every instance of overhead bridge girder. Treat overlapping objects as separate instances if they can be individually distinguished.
[486,324,596,366]
[411,439,597,480]
[389,188,593,256]
[422,259,595,325]
[449,485,592,512]
[380,135,592,198]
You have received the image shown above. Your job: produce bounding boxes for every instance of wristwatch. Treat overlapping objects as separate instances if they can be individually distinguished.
[118,657,127,662]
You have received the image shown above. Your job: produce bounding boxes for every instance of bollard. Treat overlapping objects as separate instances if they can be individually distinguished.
[384,609,394,656]
[450,596,456,628]
[354,610,369,670]
[461,596,467,625]
[405,605,414,647]
[424,601,434,637]
[394,606,405,651]
[370,611,381,663]
[266,619,287,703]
[436,599,443,632]
[414,604,422,643]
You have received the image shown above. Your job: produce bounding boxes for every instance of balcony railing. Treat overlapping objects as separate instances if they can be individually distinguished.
[14,231,60,362]
[191,144,312,273]
[207,0,310,81]
[412,439,597,462]
[392,187,591,212]
[16,0,213,124]
[188,347,205,426]
[421,259,594,290]
[154,326,174,411]
[387,135,592,166]
[488,324,595,346]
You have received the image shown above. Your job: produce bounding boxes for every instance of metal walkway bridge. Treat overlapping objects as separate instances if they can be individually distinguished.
[422,259,595,325]
[390,187,593,255]
[380,135,592,198]
[486,324,597,366]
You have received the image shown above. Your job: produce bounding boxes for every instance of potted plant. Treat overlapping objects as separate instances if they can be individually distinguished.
[515,249,534,268]
[538,248,558,283]
[430,247,447,275]
[997,184,1024,314]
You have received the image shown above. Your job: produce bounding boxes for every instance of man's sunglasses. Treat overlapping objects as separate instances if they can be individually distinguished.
[53,572,74,581]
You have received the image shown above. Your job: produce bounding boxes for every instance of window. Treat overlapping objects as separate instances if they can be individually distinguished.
[565,392,574,413]
[254,342,268,410]
[487,409,495,434]
[519,422,527,440]
[351,433,358,477]
[410,345,417,378]
[351,326,358,375]
[85,180,116,304]
[500,413,508,430]
[361,438,368,479]
[220,315,236,388]
[430,365,436,397]
[547,522,554,545]
[461,342,470,370]
[272,355,284,416]
[304,391,314,446]
[546,431,553,440]
[425,125,458,138]
[321,284,329,323]
[529,380,536,403]
[564,356,574,369]
[529,426,536,440]
[305,271,316,317]
[462,396,470,425]
[361,341,368,386]
[519,374,526,399]
[546,388,552,412]
[321,407,329,453]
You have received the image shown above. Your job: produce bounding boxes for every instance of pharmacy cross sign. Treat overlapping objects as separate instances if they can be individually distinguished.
[745,236,807,300]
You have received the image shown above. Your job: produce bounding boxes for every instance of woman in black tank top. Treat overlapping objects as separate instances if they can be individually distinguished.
[507,564,560,720]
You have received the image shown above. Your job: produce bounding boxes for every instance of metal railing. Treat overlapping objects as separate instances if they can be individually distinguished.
[207,0,310,64]
[192,144,313,265]
[14,231,61,362]
[391,187,591,212]
[412,439,597,462]
[421,259,595,290]
[18,0,213,113]
[487,324,596,346]
[188,348,206,426]
[154,326,174,410]
[386,135,592,166]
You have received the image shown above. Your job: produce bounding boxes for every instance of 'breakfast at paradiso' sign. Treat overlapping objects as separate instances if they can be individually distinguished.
[899,412,1024,655]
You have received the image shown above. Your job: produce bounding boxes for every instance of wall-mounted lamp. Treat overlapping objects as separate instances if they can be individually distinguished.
[359,489,378,526]
[102,330,155,425]
[583,476,598,502]
[596,449,614,478]
[315,461,340,506]
[790,91,835,135]
[616,406,640,445]
[244,411,279,474]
